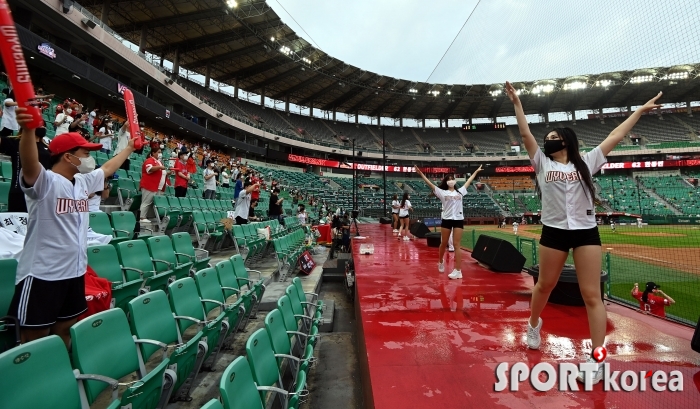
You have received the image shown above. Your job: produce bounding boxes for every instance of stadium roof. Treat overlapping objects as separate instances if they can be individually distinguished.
[82,0,700,120]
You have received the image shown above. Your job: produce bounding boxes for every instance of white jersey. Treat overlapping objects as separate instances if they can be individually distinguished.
[513,222,519,229]
[203,168,217,190]
[391,200,400,214]
[399,200,411,217]
[531,147,606,230]
[88,194,102,212]
[233,190,251,220]
[433,186,467,220]
[18,167,105,284]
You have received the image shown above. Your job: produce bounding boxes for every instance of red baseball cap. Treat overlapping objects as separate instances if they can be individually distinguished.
[49,132,102,156]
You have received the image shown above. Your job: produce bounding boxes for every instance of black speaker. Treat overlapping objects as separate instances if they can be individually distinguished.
[379,217,392,224]
[471,235,525,273]
[692,315,700,353]
[409,221,431,238]
[425,232,442,247]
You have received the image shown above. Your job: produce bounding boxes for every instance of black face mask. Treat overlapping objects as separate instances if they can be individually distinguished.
[35,127,46,138]
[543,139,566,156]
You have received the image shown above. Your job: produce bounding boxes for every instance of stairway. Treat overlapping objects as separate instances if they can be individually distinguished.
[363,126,384,149]
[671,115,699,141]
[637,181,683,215]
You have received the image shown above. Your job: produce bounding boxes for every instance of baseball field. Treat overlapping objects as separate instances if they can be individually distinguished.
[460,224,700,324]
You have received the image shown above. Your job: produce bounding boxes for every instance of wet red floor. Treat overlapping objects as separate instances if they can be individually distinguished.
[352,224,700,409]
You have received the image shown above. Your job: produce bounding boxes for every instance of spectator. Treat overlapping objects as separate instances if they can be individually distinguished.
[173,148,191,197]
[221,167,230,188]
[112,124,131,171]
[186,153,197,175]
[269,187,285,226]
[96,120,114,154]
[87,108,99,135]
[1,89,18,137]
[248,200,260,221]
[298,204,308,225]
[250,171,261,203]
[232,165,240,181]
[233,180,259,225]
[53,102,74,136]
[8,109,135,348]
[203,160,218,199]
[139,144,168,223]
[631,282,675,318]
[0,121,52,212]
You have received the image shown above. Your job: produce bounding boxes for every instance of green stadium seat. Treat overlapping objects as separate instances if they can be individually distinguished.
[167,277,228,370]
[230,254,265,303]
[246,328,307,409]
[0,161,12,181]
[116,240,174,293]
[0,335,121,409]
[171,232,211,271]
[146,236,193,281]
[219,356,265,409]
[0,258,19,353]
[153,195,181,233]
[201,399,226,409]
[215,260,255,329]
[88,212,117,240]
[0,181,9,211]
[277,295,318,350]
[193,268,245,345]
[128,290,208,402]
[111,211,153,240]
[292,277,323,316]
[87,244,144,313]
[70,309,175,408]
[265,309,314,379]
[116,178,142,212]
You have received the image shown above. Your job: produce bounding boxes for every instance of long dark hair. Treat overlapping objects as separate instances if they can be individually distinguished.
[538,127,596,203]
[641,282,658,303]
[438,174,455,190]
[392,194,398,201]
[400,192,409,208]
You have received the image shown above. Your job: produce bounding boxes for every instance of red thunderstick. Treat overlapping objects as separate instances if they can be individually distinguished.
[122,88,144,150]
[0,0,42,129]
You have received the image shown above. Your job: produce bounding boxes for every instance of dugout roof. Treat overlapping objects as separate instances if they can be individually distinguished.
[82,0,700,120]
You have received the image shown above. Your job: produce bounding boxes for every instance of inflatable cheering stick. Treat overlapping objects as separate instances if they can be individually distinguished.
[0,0,42,129]
[123,88,144,150]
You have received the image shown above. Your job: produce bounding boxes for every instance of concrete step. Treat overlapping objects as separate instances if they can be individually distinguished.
[319,299,334,332]
[322,252,351,282]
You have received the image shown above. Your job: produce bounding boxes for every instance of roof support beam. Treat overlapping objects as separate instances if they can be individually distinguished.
[271,74,320,100]
[369,97,395,117]
[246,66,303,92]
[216,59,291,83]
[184,42,264,70]
[346,92,378,114]
[110,8,224,32]
[296,82,338,107]
[441,97,464,119]
[393,98,417,118]
[321,86,364,111]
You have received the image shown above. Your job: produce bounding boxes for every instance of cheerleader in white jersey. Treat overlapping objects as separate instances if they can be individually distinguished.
[506,80,662,384]
[415,166,482,279]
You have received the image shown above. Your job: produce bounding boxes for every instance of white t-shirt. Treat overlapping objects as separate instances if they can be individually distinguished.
[433,186,468,220]
[531,147,607,230]
[513,222,519,228]
[98,127,113,150]
[88,111,97,126]
[88,194,102,212]
[234,190,251,220]
[17,167,105,284]
[298,211,307,225]
[391,200,400,214]
[399,200,412,217]
[1,99,18,131]
[54,113,73,135]
[221,171,230,185]
[203,168,217,190]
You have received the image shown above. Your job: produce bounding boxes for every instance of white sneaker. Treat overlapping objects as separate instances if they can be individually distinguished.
[438,262,445,273]
[576,357,604,385]
[448,246,455,252]
[448,269,462,279]
[403,236,409,241]
[526,317,542,349]
[392,229,398,233]
[139,218,151,224]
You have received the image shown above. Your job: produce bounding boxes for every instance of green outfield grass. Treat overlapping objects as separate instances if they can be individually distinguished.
[460,225,700,324]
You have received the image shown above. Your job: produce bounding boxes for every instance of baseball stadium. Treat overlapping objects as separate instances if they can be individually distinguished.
[0,0,699,408]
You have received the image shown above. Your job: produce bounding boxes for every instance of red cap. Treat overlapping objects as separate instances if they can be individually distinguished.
[49,132,103,156]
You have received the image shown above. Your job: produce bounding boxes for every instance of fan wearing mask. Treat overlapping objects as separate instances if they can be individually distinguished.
[139,143,168,223]
[9,110,136,349]
[0,121,52,212]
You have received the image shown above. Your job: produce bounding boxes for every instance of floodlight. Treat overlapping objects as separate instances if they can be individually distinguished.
[595,79,612,88]
[270,36,275,42]
[563,81,587,91]
[532,84,554,94]
[490,90,502,97]
[630,75,653,84]
[664,72,688,80]
[226,0,238,8]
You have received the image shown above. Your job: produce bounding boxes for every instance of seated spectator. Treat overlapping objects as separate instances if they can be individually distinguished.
[139,144,168,223]
[248,200,260,221]
[631,282,675,318]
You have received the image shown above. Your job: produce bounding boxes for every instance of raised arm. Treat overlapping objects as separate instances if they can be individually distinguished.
[599,92,662,156]
[414,165,436,191]
[505,81,538,159]
[17,109,42,186]
[462,165,483,189]
[101,139,135,177]
[657,289,675,305]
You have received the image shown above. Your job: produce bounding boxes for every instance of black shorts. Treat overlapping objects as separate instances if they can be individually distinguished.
[441,219,464,229]
[539,225,601,252]
[399,215,410,219]
[8,275,87,328]
[235,216,248,225]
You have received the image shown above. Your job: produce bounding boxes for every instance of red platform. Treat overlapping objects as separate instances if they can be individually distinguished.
[353,224,700,409]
